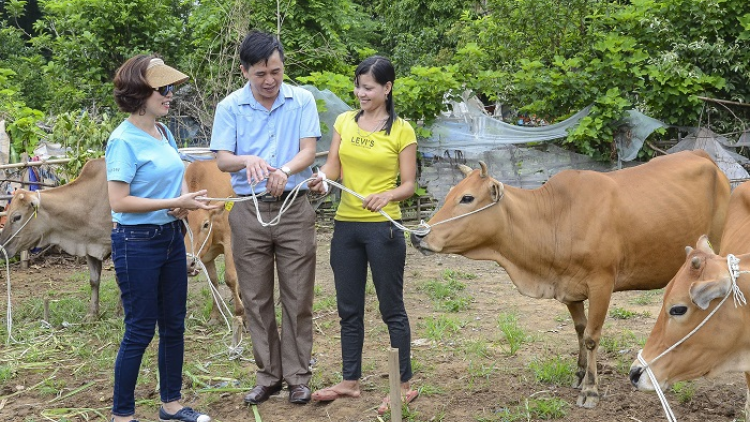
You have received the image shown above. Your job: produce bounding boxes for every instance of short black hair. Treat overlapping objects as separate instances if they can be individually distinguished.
[239,30,285,68]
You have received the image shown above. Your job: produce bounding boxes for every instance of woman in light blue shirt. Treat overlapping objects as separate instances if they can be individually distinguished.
[106,54,215,422]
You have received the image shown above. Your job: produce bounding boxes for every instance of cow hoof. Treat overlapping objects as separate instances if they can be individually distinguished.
[576,390,599,408]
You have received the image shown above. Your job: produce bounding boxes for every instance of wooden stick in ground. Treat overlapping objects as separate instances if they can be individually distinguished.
[389,347,402,422]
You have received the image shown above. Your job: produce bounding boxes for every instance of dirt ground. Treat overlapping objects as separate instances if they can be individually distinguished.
[1,227,747,422]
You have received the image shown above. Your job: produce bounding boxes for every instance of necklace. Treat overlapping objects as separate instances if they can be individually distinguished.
[356,116,388,138]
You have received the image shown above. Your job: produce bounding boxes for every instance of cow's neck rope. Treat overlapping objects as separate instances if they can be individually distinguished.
[182,220,244,359]
[1,191,41,344]
[637,253,749,422]
[198,178,501,236]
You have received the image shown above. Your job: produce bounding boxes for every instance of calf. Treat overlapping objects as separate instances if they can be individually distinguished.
[630,180,750,419]
[184,159,243,325]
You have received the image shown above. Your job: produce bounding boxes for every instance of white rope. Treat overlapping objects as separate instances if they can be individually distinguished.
[181,219,244,360]
[637,253,749,421]
[198,176,501,236]
[1,192,40,344]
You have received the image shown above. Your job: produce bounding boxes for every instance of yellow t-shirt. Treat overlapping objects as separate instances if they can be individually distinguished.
[334,110,417,222]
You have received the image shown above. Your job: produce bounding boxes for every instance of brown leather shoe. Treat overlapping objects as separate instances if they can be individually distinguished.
[244,384,282,405]
[288,384,311,404]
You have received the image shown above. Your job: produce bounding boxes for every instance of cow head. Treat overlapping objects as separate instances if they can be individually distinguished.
[629,235,750,391]
[184,205,225,276]
[411,161,503,256]
[0,189,43,257]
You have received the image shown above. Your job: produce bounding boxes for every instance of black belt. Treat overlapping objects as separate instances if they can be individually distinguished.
[238,191,304,202]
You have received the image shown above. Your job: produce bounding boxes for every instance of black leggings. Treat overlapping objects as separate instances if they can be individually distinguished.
[330,220,412,383]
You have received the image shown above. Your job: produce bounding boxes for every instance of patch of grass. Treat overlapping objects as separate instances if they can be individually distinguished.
[422,315,464,341]
[528,356,575,386]
[629,289,664,305]
[599,330,638,355]
[313,295,337,313]
[609,307,650,319]
[497,312,527,356]
[671,381,697,404]
[418,269,473,313]
[480,397,569,421]
[464,338,491,359]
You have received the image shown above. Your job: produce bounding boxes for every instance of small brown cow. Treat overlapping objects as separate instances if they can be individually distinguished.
[183,159,243,325]
[410,150,730,407]
[630,180,750,419]
[0,158,111,318]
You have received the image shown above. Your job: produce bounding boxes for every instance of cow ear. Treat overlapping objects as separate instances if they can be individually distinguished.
[479,161,488,178]
[29,192,40,210]
[457,165,472,177]
[696,235,714,254]
[690,278,731,310]
[490,181,505,202]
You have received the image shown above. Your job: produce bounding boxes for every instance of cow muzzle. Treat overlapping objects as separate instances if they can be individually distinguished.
[409,232,434,256]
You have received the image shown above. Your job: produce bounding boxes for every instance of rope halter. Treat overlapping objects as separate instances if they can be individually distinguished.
[636,253,748,421]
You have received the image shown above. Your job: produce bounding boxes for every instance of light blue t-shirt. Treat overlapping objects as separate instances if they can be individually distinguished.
[105,120,184,225]
[210,82,321,195]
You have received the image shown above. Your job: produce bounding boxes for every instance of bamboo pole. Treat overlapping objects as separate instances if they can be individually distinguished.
[0,158,70,170]
[389,348,402,422]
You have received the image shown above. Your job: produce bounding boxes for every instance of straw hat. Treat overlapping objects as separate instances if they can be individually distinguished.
[145,58,189,88]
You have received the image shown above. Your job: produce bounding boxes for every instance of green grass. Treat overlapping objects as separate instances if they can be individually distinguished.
[418,269,474,313]
[497,312,527,356]
[422,315,464,341]
[528,356,575,386]
[629,289,664,305]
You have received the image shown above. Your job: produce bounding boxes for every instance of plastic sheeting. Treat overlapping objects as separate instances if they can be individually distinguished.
[667,127,750,188]
[419,93,593,153]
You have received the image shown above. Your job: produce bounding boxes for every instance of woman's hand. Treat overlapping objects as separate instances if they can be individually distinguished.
[362,192,394,212]
[175,190,220,211]
[308,171,329,194]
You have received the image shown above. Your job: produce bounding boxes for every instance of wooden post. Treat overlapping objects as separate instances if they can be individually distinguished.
[20,250,28,269]
[389,347,402,422]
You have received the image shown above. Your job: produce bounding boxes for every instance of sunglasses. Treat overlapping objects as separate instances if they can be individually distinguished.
[154,84,175,96]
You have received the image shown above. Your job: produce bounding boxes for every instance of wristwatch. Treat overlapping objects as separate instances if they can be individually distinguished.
[280,166,292,177]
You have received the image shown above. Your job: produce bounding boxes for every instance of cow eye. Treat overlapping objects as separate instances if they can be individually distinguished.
[202,221,210,229]
[11,214,21,223]
[460,195,474,204]
[669,305,688,316]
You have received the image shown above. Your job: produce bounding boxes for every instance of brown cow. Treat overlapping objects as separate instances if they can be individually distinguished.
[0,158,111,318]
[629,180,750,419]
[183,159,243,325]
[410,150,730,407]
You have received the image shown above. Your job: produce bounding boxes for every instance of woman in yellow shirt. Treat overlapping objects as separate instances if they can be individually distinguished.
[309,55,418,415]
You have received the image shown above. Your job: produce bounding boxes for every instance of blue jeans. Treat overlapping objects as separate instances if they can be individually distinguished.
[330,220,412,383]
[111,221,187,416]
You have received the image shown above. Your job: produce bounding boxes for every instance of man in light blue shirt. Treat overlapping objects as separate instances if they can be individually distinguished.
[210,30,320,406]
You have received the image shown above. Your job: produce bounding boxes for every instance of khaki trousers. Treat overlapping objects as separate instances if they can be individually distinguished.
[229,194,316,387]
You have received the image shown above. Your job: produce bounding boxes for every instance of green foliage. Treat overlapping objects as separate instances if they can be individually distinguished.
[297,71,357,108]
[46,110,116,178]
[396,65,462,139]
[28,0,188,113]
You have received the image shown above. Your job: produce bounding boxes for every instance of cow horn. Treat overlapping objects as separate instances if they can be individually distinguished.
[458,164,473,177]
[691,256,701,270]
[479,161,488,178]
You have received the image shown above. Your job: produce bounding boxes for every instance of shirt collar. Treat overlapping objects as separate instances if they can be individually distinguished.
[239,82,294,111]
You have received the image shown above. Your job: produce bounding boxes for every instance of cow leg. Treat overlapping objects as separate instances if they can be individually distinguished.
[566,301,587,389]
[203,259,223,326]
[575,287,612,408]
[222,247,244,319]
[84,256,102,320]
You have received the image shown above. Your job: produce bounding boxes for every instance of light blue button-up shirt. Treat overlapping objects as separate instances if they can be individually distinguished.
[210,82,321,195]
